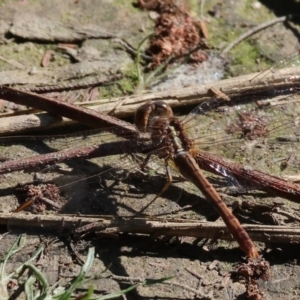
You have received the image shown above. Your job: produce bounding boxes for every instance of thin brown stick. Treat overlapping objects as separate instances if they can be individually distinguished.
[0,86,138,138]
[39,197,62,210]
[0,140,141,174]
[3,213,300,244]
[167,281,213,299]
[221,16,288,55]
[23,73,123,93]
[0,65,300,135]
[112,38,152,61]
[0,55,24,69]
[0,138,300,203]
[272,208,300,223]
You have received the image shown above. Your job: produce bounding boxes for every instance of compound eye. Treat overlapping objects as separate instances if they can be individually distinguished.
[152,101,174,119]
[134,103,153,132]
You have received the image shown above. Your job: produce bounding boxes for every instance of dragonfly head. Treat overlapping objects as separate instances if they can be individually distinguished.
[134,101,174,132]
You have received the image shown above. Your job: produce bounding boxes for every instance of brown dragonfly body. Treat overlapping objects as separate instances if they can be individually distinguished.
[135,101,259,258]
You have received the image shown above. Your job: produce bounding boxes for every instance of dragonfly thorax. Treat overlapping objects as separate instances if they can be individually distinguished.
[150,116,194,160]
[134,101,194,160]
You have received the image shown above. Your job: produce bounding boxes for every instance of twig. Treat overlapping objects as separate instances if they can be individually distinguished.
[108,274,142,283]
[23,73,123,93]
[2,213,300,244]
[221,16,288,55]
[0,86,138,138]
[1,134,300,204]
[166,281,213,299]
[39,197,62,210]
[0,55,24,69]
[256,96,300,107]
[1,65,300,134]
[0,140,141,174]
[272,208,300,223]
[113,38,152,61]
[66,236,85,265]
[185,267,203,280]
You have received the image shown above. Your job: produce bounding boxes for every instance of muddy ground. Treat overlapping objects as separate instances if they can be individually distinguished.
[0,0,300,299]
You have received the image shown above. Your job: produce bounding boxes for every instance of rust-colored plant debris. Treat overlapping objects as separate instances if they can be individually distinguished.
[236,257,270,300]
[138,0,208,68]
[15,183,61,213]
[227,110,269,140]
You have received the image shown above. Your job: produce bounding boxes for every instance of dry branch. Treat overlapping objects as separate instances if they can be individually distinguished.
[1,66,300,134]
[2,213,300,244]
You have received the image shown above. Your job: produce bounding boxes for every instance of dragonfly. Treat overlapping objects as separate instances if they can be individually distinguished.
[135,101,262,258]
[1,50,300,257]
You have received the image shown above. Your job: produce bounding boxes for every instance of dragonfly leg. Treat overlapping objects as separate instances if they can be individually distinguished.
[140,153,152,170]
[139,159,173,214]
[153,159,172,200]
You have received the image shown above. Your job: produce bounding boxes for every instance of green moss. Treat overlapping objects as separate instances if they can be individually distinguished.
[207,15,270,76]
[238,0,274,24]
[203,0,279,77]
[0,43,70,72]
[121,63,139,91]
[98,63,138,99]
[228,42,262,75]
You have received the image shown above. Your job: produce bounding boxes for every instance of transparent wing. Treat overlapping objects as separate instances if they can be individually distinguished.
[179,93,300,193]
[177,50,300,183]
[0,126,184,224]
